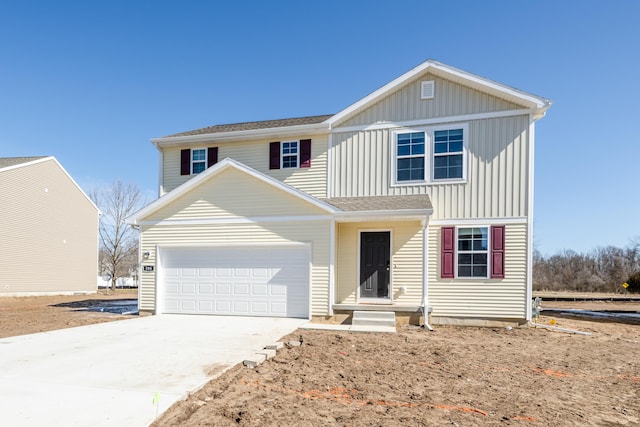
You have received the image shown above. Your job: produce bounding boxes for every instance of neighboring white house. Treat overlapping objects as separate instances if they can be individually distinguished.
[127,59,551,326]
[0,156,99,296]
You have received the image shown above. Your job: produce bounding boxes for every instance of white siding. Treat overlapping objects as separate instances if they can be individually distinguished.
[162,135,328,197]
[427,223,528,320]
[338,73,523,127]
[331,115,531,219]
[0,159,98,294]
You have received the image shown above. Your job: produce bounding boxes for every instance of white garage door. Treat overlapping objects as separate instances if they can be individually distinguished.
[159,245,309,318]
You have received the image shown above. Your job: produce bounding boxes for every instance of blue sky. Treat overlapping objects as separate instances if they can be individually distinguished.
[1,1,638,255]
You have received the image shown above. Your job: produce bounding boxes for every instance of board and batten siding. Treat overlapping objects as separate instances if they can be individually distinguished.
[336,221,423,305]
[139,221,331,316]
[161,135,328,198]
[0,159,98,294]
[147,167,328,222]
[331,115,530,220]
[427,223,528,320]
[338,73,523,128]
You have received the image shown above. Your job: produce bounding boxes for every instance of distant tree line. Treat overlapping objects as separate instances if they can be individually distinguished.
[533,239,640,293]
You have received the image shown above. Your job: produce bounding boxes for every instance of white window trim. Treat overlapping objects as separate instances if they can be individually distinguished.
[191,148,207,175]
[281,140,299,169]
[391,123,468,187]
[454,225,490,280]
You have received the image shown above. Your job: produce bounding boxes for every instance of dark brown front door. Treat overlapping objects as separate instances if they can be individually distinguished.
[360,231,390,299]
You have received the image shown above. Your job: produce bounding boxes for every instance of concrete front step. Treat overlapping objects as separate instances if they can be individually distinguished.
[352,311,396,328]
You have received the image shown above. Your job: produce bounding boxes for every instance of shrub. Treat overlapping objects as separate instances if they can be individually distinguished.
[626,271,640,293]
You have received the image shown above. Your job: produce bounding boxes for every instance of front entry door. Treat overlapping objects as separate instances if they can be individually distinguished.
[360,231,391,299]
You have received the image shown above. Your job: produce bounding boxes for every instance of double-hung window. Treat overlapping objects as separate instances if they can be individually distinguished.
[394,124,466,185]
[191,149,207,174]
[396,132,425,182]
[441,225,505,279]
[282,141,299,168]
[457,227,488,278]
[433,129,464,180]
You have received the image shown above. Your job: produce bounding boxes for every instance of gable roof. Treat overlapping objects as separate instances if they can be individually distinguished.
[0,156,49,171]
[326,59,552,127]
[151,59,550,145]
[126,158,339,224]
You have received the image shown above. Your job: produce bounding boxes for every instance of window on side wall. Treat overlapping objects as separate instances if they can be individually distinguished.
[191,148,206,174]
[282,141,299,168]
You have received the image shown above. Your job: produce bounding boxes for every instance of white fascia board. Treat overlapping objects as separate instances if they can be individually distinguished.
[429,217,527,226]
[326,59,551,128]
[0,156,53,173]
[332,108,535,134]
[334,208,433,223]
[152,123,330,147]
[126,158,337,225]
[137,215,333,226]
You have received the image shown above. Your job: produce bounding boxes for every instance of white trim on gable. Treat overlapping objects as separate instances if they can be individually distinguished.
[325,59,551,128]
[127,158,338,225]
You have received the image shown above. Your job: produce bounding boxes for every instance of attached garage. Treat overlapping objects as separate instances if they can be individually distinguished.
[158,245,310,318]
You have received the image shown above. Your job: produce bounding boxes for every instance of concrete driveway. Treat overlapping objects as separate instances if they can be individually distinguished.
[0,314,306,426]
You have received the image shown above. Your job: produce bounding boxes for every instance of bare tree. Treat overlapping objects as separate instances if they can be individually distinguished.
[90,181,146,290]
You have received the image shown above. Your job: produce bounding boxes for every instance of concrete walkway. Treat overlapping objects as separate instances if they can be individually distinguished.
[0,315,306,426]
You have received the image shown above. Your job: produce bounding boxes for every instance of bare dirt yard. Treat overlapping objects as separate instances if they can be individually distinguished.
[0,289,138,339]
[2,293,638,425]
[156,302,640,427]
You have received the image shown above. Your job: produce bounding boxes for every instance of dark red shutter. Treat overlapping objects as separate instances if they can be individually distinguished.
[300,139,312,168]
[491,225,505,279]
[441,227,455,278]
[207,147,218,168]
[180,149,190,175]
[269,142,281,169]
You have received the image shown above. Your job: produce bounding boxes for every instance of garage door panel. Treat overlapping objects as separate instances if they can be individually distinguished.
[161,246,309,318]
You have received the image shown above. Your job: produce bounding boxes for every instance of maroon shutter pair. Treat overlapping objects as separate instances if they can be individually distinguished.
[180,147,218,175]
[440,226,505,279]
[269,140,312,169]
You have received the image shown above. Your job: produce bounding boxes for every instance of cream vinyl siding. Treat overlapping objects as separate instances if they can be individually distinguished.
[161,135,328,197]
[331,115,530,219]
[336,221,423,305]
[147,167,328,222]
[139,221,331,315]
[0,159,98,294]
[427,223,528,319]
[338,73,523,127]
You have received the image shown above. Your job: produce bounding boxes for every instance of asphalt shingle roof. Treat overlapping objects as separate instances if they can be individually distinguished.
[0,156,48,170]
[166,114,334,138]
[324,194,432,212]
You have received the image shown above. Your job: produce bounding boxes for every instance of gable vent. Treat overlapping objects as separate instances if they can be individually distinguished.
[421,80,435,99]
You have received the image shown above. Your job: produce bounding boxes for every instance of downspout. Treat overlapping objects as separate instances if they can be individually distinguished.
[421,217,433,331]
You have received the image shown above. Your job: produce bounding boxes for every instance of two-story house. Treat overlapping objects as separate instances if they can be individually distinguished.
[127,59,551,326]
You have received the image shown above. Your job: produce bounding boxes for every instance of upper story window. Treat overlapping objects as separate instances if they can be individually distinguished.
[191,149,207,174]
[269,140,312,170]
[393,124,467,185]
[180,147,218,176]
[396,132,425,181]
[282,141,299,168]
[434,129,463,180]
